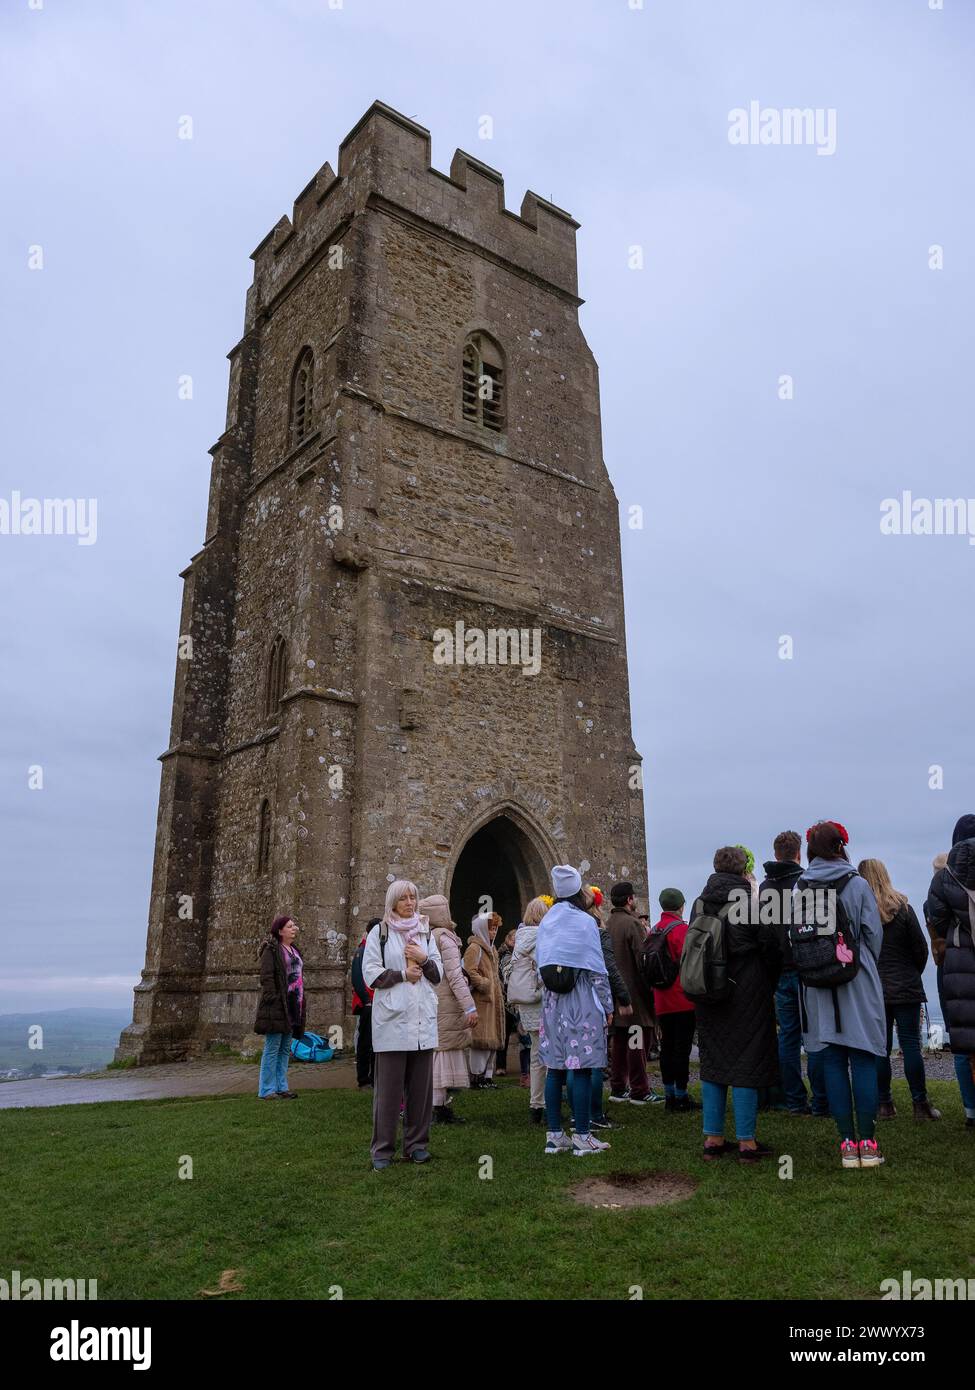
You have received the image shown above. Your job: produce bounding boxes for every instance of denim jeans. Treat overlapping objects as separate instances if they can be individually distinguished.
[776,972,829,1112]
[546,1067,592,1135]
[258,1032,291,1096]
[878,1004,927,1103]
[806,1047,829,1114]
[820,1042,878,1142]
[701,1080,759,1141]
[955,1053,975,1116]
[567,1066,605,1121]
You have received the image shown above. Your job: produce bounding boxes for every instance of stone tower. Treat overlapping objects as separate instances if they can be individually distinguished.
[117,102,647,1063]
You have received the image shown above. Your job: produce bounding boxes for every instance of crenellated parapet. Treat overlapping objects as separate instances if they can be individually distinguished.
[246,100,580,326]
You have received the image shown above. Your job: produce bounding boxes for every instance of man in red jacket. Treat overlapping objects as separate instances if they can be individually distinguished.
[652,889,700,1111]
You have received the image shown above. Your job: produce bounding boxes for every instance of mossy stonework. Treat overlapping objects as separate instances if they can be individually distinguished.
[117,102,647,1065]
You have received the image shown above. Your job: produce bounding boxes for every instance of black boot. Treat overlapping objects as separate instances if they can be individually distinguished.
[913,1098,942,1121]
[530,1107,545,1125]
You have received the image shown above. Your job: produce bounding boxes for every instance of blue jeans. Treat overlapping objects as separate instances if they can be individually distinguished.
[701,1080,759,1141]
[878,1004,927,1103]
[820,1043,878,1142]
[546,1067,592,1136]
[567,1066,605,1122]
[776,972,829,1113]
[258,1032,291,1096]
[955,1053,975,1114]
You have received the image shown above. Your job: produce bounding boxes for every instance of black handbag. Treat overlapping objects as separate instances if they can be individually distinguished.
[540,962,578,994]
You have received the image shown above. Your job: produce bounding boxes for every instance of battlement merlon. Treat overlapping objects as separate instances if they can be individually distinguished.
[247,101,581,316]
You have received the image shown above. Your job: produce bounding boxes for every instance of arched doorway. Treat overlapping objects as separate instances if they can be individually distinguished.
[448,812,550,941]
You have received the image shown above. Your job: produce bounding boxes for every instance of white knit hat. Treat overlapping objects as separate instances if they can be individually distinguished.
[551,864,582,899]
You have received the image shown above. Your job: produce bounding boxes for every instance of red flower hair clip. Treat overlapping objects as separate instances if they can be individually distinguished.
[806,820,849,845]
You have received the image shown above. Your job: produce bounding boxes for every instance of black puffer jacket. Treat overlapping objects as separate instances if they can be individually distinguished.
[254,939,305,1037]
[877,903,928,1007]
[926,836,975,1054]
[693,871,781,1089]
[759,859,803,972]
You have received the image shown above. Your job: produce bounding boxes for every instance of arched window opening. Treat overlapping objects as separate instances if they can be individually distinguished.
[289,348,314,447]
[257,799,272,877]
[264,635,287,719]
[462,332,505,433]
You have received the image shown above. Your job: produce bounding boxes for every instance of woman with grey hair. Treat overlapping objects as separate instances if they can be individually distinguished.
[362,879,443,1170]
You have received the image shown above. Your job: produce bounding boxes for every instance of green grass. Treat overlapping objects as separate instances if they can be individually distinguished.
[2,1079,972,1300]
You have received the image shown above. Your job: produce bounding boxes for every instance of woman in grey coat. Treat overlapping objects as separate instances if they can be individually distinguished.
[800,821,886,1170]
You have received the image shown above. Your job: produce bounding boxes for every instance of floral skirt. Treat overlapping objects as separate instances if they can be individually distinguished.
[538,976,608,1071]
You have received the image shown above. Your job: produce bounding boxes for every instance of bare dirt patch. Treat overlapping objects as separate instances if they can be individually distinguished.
[570,1170,698,1210]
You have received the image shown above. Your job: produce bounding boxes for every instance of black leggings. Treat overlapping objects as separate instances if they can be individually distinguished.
[659,1010,696,1090]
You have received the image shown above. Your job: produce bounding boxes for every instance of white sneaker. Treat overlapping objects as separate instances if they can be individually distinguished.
[544,1131,573,1155]
[572,1132,610,1156]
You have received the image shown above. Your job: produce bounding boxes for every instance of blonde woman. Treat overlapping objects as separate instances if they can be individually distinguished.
[506,895,551,1123]
[362,880,443,1169]
[858,859,939,1120]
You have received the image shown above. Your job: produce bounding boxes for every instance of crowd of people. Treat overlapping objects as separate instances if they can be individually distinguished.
[251,812,975,1172]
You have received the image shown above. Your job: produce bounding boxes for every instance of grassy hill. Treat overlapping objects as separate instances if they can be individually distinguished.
[0,1008,130,1073]
[2,1076,972,1299]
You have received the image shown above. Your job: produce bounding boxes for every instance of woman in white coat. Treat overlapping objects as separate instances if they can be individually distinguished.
[363,879,443,1170]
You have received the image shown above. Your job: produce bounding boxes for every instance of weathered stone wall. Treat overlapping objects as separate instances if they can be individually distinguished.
[118,102,646,1062]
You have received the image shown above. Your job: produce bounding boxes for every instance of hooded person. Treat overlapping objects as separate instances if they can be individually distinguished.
[462,910,506,1086]
[535,864,614,1157]
[419,894,477,1124]
[925,814,975,1065]
[362,879,443,1169]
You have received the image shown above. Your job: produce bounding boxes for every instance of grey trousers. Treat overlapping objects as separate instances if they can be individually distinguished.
[371,1048,435,1162]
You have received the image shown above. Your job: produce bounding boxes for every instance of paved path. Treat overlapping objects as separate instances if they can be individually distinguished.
[0,1047,957,1112]
[0,1056,359,1110]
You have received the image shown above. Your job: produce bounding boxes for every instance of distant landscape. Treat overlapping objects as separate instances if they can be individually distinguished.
[0,1008,130,1079]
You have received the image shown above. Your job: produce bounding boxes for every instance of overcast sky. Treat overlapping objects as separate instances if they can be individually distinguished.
[2,0,972,1019]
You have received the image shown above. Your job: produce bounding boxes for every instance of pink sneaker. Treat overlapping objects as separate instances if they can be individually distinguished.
[840,1139,860,1168]
[858,1138,885,1168]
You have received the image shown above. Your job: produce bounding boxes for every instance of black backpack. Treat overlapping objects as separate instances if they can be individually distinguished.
[788,871,859,1029]
[640,922,680,991]
[350,937,369,1009]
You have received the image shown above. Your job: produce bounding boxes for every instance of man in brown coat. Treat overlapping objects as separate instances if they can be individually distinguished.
[606,881,661,1105]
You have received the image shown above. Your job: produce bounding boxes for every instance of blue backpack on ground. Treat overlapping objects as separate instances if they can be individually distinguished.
[290,1031,333,1063]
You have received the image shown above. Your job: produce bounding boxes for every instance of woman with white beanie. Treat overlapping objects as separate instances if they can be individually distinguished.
[537,864,614,1156]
